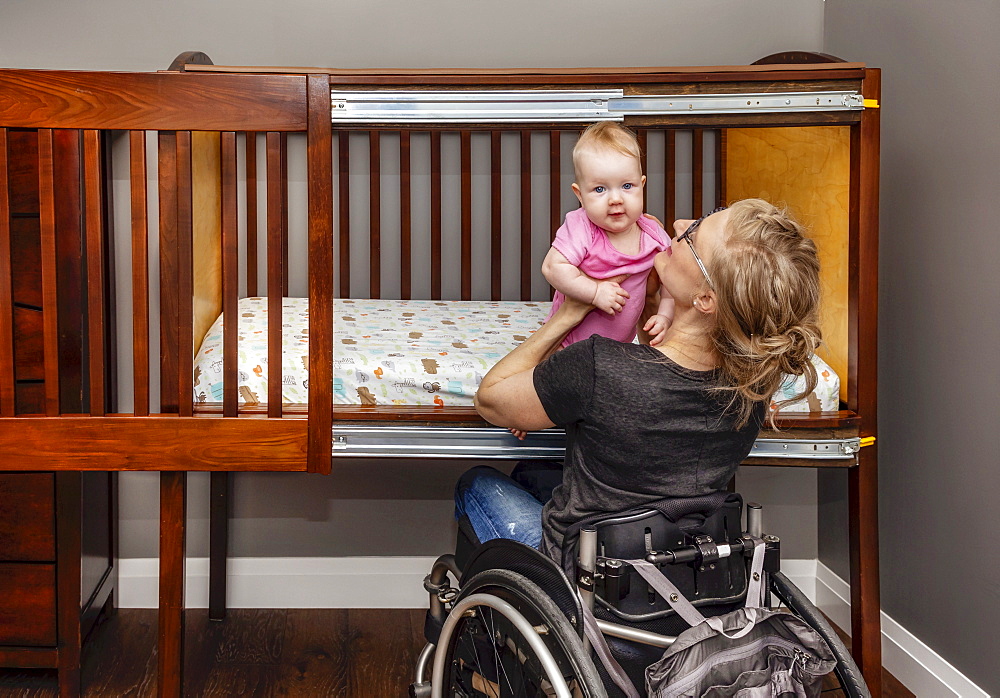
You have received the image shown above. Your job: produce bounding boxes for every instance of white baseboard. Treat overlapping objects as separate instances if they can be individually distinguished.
[119,556,441,610]
[119,556,988,697]
[814,561,988,698]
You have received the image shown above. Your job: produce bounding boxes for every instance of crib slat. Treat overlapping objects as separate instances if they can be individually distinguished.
[129,131,150,416]
[637,129,648,185]
[460,130,472,300]
[549,130,560,242]
[0,129,15,416]
[715,129,726,208]
[337,131,350,298]
[280,133,289,297]
[266,132,284,416]
[369,131,381,299]
[37,130,60,416]
[221,132,239,418]
[430,131,442,300]
[175,131,194,418]
[692,129,704,216]
[83,130,105,416]
[519,130,531,301]
[490,131,501,301]
[246,132,258,297]
[158,132,179,413]
[665,130,676,225]
[306,73,333,475]
[399,131,411,300]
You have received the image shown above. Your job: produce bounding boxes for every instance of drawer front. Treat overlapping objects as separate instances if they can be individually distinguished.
[0,473,56,561]
[0,563,57,646]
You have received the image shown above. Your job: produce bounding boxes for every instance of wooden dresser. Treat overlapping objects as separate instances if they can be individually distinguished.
[1,128,117,697]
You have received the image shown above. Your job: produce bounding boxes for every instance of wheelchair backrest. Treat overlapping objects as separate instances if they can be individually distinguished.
[593,497,748,622]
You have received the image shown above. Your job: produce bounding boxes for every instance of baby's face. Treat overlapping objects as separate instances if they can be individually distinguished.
[572,147,645,236]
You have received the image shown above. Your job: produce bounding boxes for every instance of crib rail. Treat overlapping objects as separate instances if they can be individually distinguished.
[0,69,331,473]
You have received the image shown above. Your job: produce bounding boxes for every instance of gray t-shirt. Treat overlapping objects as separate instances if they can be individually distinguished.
[533,335,764,564]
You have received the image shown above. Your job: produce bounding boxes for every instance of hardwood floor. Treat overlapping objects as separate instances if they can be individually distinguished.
[0,608,913,697]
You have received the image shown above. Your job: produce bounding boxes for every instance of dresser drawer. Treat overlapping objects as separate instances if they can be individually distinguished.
[0,473,56,561]
[0,563,57,646]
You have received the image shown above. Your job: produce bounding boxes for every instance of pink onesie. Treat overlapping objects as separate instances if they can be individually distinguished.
[545,207,671,347]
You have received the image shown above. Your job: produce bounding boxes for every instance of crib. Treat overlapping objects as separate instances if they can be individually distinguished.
[0,52,880,696]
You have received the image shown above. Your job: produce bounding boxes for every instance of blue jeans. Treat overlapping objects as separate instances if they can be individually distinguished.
[454,462,563,549]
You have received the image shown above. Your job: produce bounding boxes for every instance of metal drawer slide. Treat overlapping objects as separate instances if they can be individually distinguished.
[331,425,861,461]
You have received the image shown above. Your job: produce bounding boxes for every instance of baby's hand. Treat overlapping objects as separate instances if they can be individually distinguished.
[643,314,670,346]
[592,280,630,315]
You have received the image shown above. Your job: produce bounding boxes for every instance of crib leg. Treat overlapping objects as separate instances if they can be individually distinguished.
[209,471,230,621]
[158,471,187,698]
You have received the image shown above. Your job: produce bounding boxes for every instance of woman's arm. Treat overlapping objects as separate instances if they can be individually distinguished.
[474,297,592,430]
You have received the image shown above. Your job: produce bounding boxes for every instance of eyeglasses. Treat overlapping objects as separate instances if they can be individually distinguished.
[675,206,727,289]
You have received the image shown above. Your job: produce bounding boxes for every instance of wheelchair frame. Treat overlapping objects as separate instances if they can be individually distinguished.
[411,501,869,698]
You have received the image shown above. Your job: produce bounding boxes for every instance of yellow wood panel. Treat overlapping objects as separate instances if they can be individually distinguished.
[725,126,850,402]
[191,131,222,355]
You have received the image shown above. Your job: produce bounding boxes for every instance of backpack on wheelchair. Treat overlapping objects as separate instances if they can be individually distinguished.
[411,494,869,698]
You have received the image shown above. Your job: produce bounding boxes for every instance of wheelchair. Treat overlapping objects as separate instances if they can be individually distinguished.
[410,492,869,698]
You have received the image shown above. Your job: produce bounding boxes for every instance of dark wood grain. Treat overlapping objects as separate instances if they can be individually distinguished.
[461,130,472,300]
[0,416,309,471]
[369,131,381,299]
[491,131,502,300]
[54,472,83,696]
[35,130,59,416]
[848,67,882,694]
[83,130,105,416]
[0,128,13,417]
[129,130,150,417]
[430,131,442,300]
[175,133,194,420]
[692,129,704,215]
[664,130,676,224]
[0,473,55,560]
[520,130,531,301]
[549,130,561,244]
[221,132,239,420]
[157,471,186,698]
[245,132,259,297]
[0,564,57,646]
[266,131,284,417]
[13,307,44,381]
[157,131,179,414]
[5,129,39,213]
[400,130,412,300]
[0,70,308,131]
[305,73,334,475]
[9,218,42,308]
[337,131,351,298]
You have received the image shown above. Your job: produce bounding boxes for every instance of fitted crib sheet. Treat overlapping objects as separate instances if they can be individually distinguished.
[192,297,840,411]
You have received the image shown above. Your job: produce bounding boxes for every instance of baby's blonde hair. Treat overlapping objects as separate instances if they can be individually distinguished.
[573,122,642,180]
[709,199,823,427]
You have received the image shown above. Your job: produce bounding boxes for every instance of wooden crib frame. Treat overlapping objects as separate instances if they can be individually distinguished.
[0,54,880,696]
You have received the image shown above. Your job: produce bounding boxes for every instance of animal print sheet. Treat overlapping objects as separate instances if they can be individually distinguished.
[191,297,840,411]
[192,297,547,407]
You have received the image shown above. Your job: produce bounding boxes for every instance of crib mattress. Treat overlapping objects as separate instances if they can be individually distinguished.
[192,297,840,412]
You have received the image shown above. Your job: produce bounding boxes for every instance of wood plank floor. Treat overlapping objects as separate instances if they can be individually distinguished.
[0,608,914,697]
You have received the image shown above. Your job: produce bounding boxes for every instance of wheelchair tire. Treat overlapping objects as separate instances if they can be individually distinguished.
[435,568,606,697]
[769,571,871,698]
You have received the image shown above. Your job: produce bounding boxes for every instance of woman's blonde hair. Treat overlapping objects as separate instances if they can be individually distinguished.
[708,199,823,427]
[572,122,641,180]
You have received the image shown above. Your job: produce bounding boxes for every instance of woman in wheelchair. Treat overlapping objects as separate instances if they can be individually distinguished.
[412,200,869,697]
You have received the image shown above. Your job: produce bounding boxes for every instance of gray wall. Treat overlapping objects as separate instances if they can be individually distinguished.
[823,1,1000,694]
[2,0,827,564]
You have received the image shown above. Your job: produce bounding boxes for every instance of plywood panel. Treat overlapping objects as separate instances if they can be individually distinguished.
[725,126,849,402]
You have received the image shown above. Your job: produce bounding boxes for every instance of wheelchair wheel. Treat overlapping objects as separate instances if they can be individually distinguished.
[434,568,606,697]
[769,571,871,698]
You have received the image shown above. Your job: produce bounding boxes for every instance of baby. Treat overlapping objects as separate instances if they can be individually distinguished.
[542,121,673,347]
